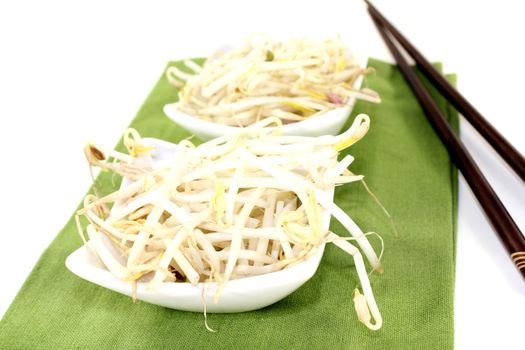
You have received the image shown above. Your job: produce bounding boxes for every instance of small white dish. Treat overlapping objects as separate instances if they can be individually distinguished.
[66,137,333,313]
[163,56,369,141]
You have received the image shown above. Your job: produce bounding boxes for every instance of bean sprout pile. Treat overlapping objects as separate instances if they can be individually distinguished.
[77,115,383,330]
[167,36,380,127]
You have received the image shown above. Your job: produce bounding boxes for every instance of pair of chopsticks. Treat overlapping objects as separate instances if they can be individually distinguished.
[364,0,525,279]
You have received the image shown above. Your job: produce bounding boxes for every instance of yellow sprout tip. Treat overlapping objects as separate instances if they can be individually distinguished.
[334,137,358,152]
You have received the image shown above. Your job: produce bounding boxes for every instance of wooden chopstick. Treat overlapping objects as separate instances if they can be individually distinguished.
[365,0,525,184]
[366,5,525,279]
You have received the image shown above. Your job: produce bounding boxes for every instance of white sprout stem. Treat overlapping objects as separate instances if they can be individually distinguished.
[258,59,322,71]
[272,200,285,259]
[327,175,364,184]
[216,250,277,265]
[193,229,221,279]
[84,210,127,240]
[333,114,370,144]
[197,97,322,115]
[226,166,243,226]
[86,225,129,280]
[224,188,264,281]
[201,63,253,98]
[329,233,382,330]
[150,228,197,287]
[173,246,200,285]
[202,230,280,243]
[236,261,289,276]
[127,205,164,268]
[161,200,192,223]
[254,192,277,266]
[328,155,355,177]
[239,150,308,204]
[166,66,194,82]
[108,188,164,223]
[183,59,203,74]
[315,189,382,272]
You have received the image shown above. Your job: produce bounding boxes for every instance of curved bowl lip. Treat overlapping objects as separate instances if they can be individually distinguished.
[65,137,334,312]
[163,103,351,133]
[163,54,369,139]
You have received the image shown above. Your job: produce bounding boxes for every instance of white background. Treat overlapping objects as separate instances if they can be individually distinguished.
[1,0,524,348]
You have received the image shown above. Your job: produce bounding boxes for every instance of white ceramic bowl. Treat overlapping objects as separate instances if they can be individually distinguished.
[66,137,333,313]
[163,56,369,141]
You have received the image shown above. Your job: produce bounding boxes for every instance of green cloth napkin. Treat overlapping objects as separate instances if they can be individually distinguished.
[0,58,458,349]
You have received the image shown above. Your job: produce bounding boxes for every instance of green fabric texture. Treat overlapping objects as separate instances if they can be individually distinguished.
[0,58,458,349]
